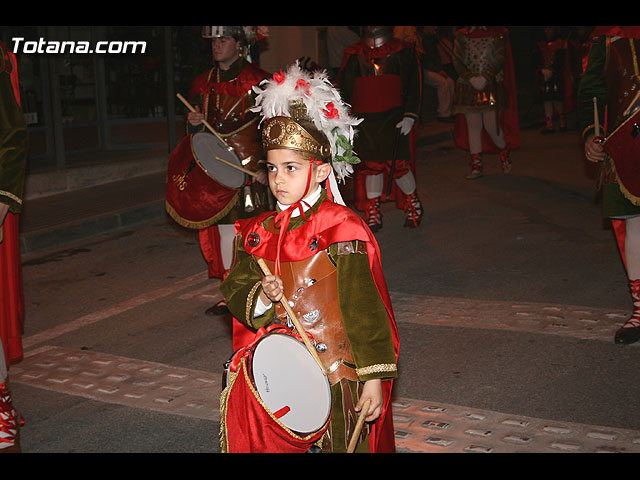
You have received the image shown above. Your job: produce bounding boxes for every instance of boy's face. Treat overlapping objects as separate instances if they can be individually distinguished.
[266,149,331,206]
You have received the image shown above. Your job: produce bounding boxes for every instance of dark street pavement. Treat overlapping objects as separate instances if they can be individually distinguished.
[8,120,640,454]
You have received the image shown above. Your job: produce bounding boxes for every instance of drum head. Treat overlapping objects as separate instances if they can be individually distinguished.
[192,132,246,189]
[252,333,331,434]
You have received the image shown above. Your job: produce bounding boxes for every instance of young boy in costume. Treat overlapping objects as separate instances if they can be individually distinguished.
[219,62,399,453]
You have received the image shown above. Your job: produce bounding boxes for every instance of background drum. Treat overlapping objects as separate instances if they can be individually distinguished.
[165,133,245,229]
[192,132,247,189]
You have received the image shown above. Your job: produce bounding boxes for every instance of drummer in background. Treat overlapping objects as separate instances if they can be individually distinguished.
[186,26,271,316]
[219,62,399,453]
[579,27,640,345]
[337,26,423,232]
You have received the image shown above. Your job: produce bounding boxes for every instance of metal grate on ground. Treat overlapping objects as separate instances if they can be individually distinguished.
[393,398,640,453]
[12,345,220,421]
[12,345,640,453]
[390,293,630,343]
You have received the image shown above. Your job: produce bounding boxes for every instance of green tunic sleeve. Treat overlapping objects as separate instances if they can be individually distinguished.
[219,237,274,330]
[331,243,398,382]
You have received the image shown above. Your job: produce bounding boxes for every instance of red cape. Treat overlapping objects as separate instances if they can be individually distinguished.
[339,37,414,66]
[453,27,520,153]
[189,61,268,99]
[0,41,24,367]
[590,26,640,40]
[231,199,399,453]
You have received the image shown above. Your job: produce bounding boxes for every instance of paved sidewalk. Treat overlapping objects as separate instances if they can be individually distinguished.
[11,287,640,453]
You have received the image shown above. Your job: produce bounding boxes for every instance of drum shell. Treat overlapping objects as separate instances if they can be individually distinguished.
[603,109,640,203]
[220,327,331,453]
[165,134,240,229]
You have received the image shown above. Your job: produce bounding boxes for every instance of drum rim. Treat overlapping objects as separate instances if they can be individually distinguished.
[250,331,332,434]
[191,132,246,189]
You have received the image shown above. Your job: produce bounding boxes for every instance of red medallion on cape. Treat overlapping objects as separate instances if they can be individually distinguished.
[227,199,400,453]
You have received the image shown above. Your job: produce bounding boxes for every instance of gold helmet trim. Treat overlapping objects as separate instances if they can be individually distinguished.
[262,110,332,161]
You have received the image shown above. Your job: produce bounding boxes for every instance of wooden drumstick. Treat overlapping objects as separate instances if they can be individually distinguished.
[347,399,371,453]
[176,93,257,178]
[255,257,328,376]
[593,97,601,137]
[623,89,640,118]
[214,156,257,177]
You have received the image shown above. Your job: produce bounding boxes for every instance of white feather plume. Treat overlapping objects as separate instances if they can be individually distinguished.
[251,61,362,182]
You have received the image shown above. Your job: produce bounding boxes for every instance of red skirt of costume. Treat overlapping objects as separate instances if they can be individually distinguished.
[0,212,24,366]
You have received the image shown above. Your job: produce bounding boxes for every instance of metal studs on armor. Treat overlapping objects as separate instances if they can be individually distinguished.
[247,232,260,247]
[303,309,320,325]
[315,342,327,353]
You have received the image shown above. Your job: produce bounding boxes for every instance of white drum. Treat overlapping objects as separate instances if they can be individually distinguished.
[251,333,332,434]
[192,132,246,189]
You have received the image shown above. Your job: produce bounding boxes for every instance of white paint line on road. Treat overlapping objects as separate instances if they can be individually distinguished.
[177,279,221,300]
[22,271,209,349]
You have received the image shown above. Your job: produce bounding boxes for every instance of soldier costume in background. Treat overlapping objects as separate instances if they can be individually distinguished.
[337,26,423,231]
[579,26,640,345]
[0,40,28,453]
[219,62,399,453]
[165,26,271,315]
[452,26,520,179]
[536,26,573,133]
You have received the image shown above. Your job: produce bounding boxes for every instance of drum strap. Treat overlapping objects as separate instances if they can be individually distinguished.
[623,38,640,118]
[630,38,640,79]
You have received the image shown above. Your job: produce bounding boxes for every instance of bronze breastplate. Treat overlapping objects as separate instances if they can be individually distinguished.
[261,251,358,385]
[204,74,262,163]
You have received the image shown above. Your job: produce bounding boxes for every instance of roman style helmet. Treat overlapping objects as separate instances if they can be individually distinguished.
[202,26,268,61]
[202,26,268,45]
[363,26,393,48]
[251,61,362,205]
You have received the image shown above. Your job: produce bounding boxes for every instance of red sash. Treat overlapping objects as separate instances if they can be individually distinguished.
[351,74,403,113]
